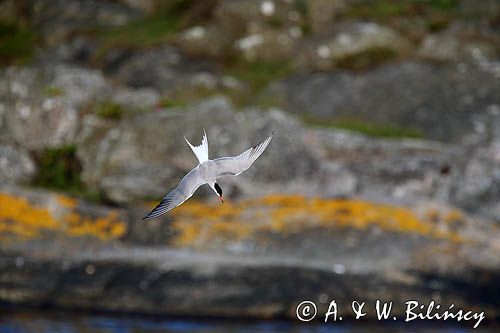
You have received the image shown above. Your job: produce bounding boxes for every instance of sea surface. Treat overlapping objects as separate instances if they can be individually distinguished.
[0,310,498,333]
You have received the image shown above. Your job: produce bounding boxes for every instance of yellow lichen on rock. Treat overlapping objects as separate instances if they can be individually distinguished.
[0,192,126,241]
[0,193,59,238]
[56,195,78,209]
[443,209,464,224]
[63,211,127,240]
[170,195,464,247]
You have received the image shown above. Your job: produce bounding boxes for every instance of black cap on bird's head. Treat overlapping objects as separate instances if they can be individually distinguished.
[214,183,224,203]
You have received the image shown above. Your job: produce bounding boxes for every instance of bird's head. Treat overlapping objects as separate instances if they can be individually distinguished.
[212,182,224,203]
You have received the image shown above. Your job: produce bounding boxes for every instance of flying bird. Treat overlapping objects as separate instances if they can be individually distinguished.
[143,130,275,220]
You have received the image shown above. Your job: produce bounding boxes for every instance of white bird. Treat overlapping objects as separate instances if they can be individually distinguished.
[143,130,275,220]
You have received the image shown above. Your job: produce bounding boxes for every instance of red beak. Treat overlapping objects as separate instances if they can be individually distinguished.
[220,195,224,203]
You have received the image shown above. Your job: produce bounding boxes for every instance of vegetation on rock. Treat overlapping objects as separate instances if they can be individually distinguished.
[346,0,458,21]
[0,192,126,240]
[170,194,464,247]
[303,116,424,139]
[33,145,83,192]
[92,0,213,63]
[0,20,36,64]
[95,102,124,120]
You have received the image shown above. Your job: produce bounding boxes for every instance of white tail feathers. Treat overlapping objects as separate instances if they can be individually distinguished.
[184,129,209,163]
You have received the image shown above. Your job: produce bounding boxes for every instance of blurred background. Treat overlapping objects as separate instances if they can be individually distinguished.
[0,0,499,332]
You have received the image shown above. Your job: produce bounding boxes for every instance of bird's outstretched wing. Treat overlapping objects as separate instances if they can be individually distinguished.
[213,131,274,177]
[143,166,206,220]
[184,129,209,164]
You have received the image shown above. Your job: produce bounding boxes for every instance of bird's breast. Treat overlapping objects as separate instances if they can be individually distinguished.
[199,160,217,179]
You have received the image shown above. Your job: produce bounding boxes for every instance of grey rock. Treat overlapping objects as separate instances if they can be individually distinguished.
[320,162,358,197]
[40,36,99,65]
[173,24,235,59]
[77,97,323,203]
[31,0,142,46]
[0,186,498,320]
[112,87,160,110]
[0,0,17,22]
[0,65,112,150]
[307,0,347,33]
[50,65,112,107]
[276,61,500,142]
[459,0,500,19]
[172,0,305,61]
[418,31,497,63]
[108,46,212,91]
[0,145,36,184]
[233,26,302,62]
[452,137,500,220]
[76,93,498,210]
[160,72,250,105]
[214,0,302,35]
[0,247,497,320]
[309,128,460,202]
[295,22,411,71]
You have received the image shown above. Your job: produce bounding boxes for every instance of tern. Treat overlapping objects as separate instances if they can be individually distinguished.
[143,130,275,220]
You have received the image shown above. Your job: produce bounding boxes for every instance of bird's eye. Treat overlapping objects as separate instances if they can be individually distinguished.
[214,183,223,196]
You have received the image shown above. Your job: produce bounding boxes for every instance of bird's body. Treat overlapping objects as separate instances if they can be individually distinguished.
[143,130,274,220]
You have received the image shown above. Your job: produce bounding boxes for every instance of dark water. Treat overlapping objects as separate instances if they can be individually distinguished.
[0,310,497,333]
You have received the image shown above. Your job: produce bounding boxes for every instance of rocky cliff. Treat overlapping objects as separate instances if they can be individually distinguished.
[0,0,499,323]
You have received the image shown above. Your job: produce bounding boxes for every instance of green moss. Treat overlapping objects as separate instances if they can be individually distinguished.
[78,189,106,204]
[424,0,459,11]
[0,21,36,65]
[92,17,177,63]
[267,16,286,28]
[95,102,123,120]
[43,86,64,97]
[346,1,411,19]
[346,0,458,20]
[334,120,423,138]
[294,0,308,16]
[32,145,105,203]
[342,0,459,43]
[427,16,452,32]
[92,0,207,63]
[221,60,292,106]
[304,116,423,139]
[225,60,291,93]
[101,16,178,47]
[158,98,187,108]
[33,145,84,191]
[158,86,219,108]
[336,47,397,70]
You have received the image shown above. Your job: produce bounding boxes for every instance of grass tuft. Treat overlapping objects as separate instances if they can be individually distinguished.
[224,60,292,93]
[33,145,84,192]
[158,98,187,108]
[344,0,458,38]
[32,145,104,203]
[43,86,64,97]
[333,119,423,138]
[0,20,36,65]
[92,0,209,63]
[95,102,124,120]
[303,116,423,139]
[346,0,459,20]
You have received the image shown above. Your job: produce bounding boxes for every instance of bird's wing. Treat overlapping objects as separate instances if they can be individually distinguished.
[213,131,274,177]
[143,166,206,220]
[184,129,209,164]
